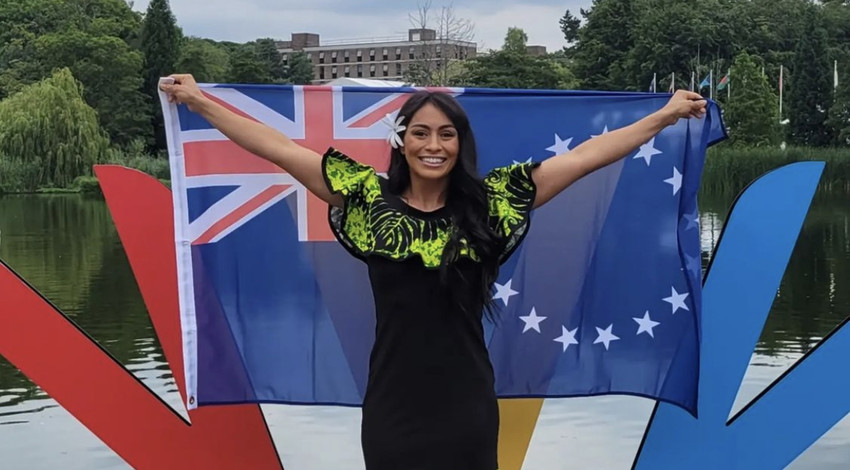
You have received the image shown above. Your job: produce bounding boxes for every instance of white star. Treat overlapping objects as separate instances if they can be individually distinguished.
[590,125,609,138]
[683,209,700,230]
[663,286,690,314]
[664,166,683,195]
[593,324,620,350]
[512,157,533,165]
[633,311,660,338]
[553,326,579,352]
[685,253,701,277]
[519,307,547,333]
[492,279,519,307]
[546,133,573,155]
[632,137,663,166]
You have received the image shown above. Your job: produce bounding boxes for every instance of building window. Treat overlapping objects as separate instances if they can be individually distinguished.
[357,50,362,62]
[382,48,388,60]
[369,49,375,60]
[344,50,350,62]
[332,72,337,79]
[331,51,337,63]
[383,64,389,77]
[319,68,325,79]
[370,64,376,77]
[395,48,401,60]
[357,64,363,77]
[396,63,402,75]
[436,45,442,58]
[412,32,421,41]
[409,46,415,59]
[344,66,350,76]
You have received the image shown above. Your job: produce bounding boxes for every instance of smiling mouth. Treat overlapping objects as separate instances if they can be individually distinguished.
[419,157,447,166]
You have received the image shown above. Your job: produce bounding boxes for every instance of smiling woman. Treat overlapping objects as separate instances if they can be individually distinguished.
[160,73,705,470]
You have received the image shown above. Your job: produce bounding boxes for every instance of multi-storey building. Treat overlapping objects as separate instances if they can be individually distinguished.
[275,28,478,84]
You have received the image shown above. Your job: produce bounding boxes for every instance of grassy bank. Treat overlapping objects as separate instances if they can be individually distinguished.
[702,145,850,195]
[0,152,170,195]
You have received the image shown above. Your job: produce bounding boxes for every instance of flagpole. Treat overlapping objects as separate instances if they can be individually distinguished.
[779,65,783,123]
[727,68,730,101]
[709,69,713,100]
[690,71,695,91]
[835,60,839,90]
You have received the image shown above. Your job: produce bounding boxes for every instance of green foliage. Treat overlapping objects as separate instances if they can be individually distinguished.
[0,0,151,147]
[0,69,110,190]
[722,52,780,146]
[73,176,102,195]
[452,28,574,90]
[703,144,850,194]
[228,44,273,83]
[503,27,528,54]
[174,37,231,83]
[32,29,152,147]
[286,51,315,85]
[787,6,834,146]
[140,0,181,152]
[106,138,171,179]
[559,10,580,44]
[568,0,636,90]
[253,38,287,82]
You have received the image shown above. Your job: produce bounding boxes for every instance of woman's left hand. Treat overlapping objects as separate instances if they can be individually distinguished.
[658,90,708,126]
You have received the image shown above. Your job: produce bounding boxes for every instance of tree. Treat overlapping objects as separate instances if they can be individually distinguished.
[568,0,636,90]
[0,69,110,189]
[175,37,231,83]
[405,0,475,86]
[0,0,151,147]
[140,0,181,151]
[559,10,581,45]
[722,52,780,146]
[31,29,152,148]
[285,51,315,85]
[253,38,287,82]
[452,28,571,90]
[228,45,272,84]
[787,6,834,146]
[503,27,528,54]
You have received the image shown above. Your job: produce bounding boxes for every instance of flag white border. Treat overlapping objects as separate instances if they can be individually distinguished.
[157,79,199,411]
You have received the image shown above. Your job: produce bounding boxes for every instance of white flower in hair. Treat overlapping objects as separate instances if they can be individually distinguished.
[381,113,406,149]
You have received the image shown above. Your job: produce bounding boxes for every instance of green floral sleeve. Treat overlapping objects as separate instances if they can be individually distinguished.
[322,147,381,259]
[484,162,539,260]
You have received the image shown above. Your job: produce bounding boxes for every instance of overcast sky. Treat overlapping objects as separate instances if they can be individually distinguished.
[130,0,593,52]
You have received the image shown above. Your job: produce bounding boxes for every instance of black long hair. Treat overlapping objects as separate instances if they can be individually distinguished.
[386,91,503,319]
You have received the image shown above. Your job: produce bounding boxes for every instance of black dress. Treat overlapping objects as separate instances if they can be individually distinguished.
[322,148,537,470]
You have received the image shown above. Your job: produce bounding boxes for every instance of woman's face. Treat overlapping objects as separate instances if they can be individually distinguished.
[402,103,460,183]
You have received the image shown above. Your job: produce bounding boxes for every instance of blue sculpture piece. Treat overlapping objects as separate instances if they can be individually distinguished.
[634,161,850,469]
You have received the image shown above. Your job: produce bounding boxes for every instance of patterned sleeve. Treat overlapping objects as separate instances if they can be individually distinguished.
[321,147,380,259]
[484,162,540,261]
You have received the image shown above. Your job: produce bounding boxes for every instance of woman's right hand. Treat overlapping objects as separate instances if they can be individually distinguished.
[160,74,207,112]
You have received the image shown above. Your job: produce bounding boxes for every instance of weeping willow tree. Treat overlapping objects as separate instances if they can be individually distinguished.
[0,68,110,190]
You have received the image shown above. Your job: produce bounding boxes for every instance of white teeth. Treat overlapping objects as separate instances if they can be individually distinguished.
[421,157,446,164]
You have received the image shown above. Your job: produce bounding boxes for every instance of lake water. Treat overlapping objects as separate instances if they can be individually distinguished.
[0,192,848,469]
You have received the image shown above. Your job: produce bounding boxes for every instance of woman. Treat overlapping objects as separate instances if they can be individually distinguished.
[161,75,706,470]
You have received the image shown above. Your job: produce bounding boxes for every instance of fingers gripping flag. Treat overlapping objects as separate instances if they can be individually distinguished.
[160,85,726,415]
